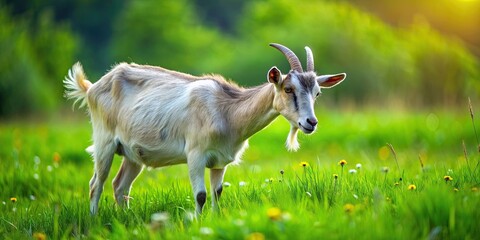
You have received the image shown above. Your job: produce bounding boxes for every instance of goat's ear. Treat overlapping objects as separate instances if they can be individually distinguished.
[317,73,346,88]
[267,66,283,85]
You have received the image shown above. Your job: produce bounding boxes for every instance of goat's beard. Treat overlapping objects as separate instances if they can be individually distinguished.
[286,126,300,151]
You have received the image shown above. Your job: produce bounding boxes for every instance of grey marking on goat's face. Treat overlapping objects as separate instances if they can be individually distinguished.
[296,71,317,94]
[292,91,299,111]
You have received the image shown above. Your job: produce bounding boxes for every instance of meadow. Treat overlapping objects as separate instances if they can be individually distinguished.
[1,107,479,239]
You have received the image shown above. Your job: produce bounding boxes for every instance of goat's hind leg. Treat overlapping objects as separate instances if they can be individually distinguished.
[89,133,116,215]
[112,157,143,208]
[210,168,226,211]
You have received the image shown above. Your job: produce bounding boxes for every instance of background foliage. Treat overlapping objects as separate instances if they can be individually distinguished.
[1,1,480,239]
[0,7,75,117]
[0,0,479,115]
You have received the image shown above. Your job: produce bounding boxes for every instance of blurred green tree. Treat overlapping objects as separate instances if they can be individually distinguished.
[1,0,125,77]
[110,0,231,76]
[193,0,246,33]
[0,7,76,118]
[404,21,480,106]
[229,0,479,106]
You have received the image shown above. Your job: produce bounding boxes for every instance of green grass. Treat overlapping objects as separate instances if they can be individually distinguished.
[1,108,479,239]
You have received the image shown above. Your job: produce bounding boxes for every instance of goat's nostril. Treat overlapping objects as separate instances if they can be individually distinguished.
[307,118,318,127]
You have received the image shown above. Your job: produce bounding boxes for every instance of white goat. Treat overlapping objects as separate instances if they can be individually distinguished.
[64,43,346,215]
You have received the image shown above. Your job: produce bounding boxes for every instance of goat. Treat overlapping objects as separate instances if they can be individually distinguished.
[64,43,346,215]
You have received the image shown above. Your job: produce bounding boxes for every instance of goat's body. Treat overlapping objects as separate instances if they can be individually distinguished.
[87,63,276,169]
[65,44,345,216]
[66,62,281,215]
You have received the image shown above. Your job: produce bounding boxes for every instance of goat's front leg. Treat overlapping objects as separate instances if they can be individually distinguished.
[187,152,207,216]
[210,168,226,211]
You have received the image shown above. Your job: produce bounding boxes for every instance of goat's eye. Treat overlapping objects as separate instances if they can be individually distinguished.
[284,87,293,93]
[316,92,320,97]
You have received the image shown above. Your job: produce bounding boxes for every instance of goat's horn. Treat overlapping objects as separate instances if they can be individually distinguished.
[269,43,303,72]
[305,46,314,72]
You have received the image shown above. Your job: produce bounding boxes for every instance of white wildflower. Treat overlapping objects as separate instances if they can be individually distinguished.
[282,212,292,221]
[34,156,41,165]
[233,219,245,226]
[200,227,214,235]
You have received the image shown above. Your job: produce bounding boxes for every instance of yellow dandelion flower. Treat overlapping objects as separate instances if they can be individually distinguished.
[267,207,282,221]
[338,160,347,167]
[299,161,309,167]
[472,187,478,192]
[33,232,47,240]
[344,203,355,213]
[246,232,265,240]
[10,197,17,203]
[444,175,453,182]
[333,174,338,179]
[408,184,417,190]
[378,146,390,160]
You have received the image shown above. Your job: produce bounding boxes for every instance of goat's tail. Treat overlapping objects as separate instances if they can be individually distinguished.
[64,62,92,108]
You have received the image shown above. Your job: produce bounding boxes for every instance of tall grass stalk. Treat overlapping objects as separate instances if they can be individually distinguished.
[387,143,404,182]
[468,98,479,152]
[418,154,425,173]
[468,98,480,174]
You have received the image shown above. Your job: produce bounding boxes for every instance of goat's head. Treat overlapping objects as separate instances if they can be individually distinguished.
[268,43,346,151]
